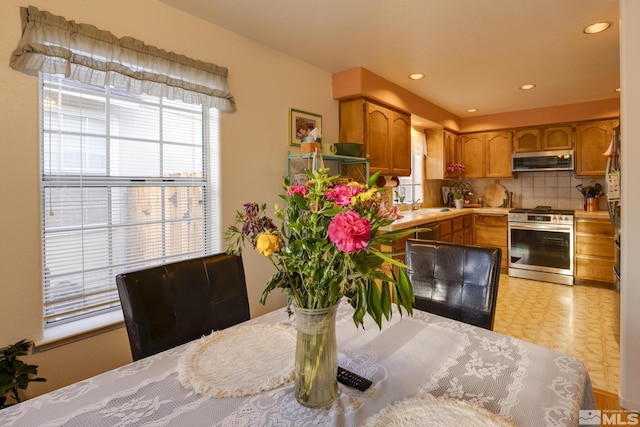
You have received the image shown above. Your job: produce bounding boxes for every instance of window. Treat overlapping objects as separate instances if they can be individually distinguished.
[396,130,425,205]
[41,74,220,327]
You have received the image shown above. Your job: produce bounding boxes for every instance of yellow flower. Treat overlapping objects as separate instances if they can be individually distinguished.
[352,188,376,205]
[256,233,280,256]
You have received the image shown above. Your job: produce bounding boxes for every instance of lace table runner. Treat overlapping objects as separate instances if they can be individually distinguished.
[178,323,296,398]
[364,394,517,427]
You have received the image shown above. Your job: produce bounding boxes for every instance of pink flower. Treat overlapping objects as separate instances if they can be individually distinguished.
[288,183,308,197]
[447,163,466,172]
[328,211,371,253]
[324,184,363,207]
[378,201,402,221]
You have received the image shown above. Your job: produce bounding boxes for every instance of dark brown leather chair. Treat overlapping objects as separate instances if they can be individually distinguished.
[116,253,250,360]
[405,239,501,330]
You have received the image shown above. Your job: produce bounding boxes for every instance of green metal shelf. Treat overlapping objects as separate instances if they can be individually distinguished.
[286,151,370,184]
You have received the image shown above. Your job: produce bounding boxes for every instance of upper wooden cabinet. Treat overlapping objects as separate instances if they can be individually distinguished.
[513,125,573,152]
[575,119,617,177]
[513,128,541,152]
[543,125,573,150]
[460,131,512,179]
[339,98,411,176]
[460,133,484,178]
[426,129,460,179]
[486,131,513,178]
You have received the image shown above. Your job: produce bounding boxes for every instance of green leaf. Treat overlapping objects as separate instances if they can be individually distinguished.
[352,283,367,328]
[367,171,381,188]
[292,192,308,210]
[380,281,391,320]
[366,279,383,329]
[395,267,415,315]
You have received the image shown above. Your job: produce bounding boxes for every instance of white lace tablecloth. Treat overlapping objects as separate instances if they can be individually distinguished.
[0,302,595,427]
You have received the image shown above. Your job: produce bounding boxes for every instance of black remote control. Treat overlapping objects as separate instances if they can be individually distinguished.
[337,367,372,391]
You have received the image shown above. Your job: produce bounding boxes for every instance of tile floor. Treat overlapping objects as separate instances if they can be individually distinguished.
[493,274,620,393]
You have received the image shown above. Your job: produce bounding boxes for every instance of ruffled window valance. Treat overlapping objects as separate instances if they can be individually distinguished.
[10,6,236,112]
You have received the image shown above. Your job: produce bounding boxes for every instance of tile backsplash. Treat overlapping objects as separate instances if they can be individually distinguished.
[457,171,608,211]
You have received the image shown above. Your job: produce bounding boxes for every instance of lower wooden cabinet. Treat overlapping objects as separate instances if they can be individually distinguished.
[474,213,508,271]
[575,217,615,284]
[439,214,474,244]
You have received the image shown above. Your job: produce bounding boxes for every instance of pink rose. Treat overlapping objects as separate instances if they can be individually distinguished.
[324,184,363,207]
[288,183,308,197]
[328,211,371,253]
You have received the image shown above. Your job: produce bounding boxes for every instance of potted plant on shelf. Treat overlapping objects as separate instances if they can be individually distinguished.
[226,169,416,408]
[453,190,464,209]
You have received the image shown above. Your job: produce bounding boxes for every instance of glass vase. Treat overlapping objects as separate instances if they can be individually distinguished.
[293,304,339,408]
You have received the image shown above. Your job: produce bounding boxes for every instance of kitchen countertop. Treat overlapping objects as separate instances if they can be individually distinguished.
[381,207,509,232]
[574,210,612,219]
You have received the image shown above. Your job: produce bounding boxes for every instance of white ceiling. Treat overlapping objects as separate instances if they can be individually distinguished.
[159,0,620,120]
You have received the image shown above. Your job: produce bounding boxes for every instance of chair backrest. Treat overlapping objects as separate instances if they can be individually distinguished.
[116,253,250,360]
[405,239,501,330]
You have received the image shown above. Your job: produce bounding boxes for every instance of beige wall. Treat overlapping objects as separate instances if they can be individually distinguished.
[0,0,338,397]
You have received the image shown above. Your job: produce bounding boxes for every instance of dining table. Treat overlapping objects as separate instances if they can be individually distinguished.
[0,301,595,426]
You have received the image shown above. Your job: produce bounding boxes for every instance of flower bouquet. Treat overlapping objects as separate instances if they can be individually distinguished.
[225,168,416,327]
[226,168,417,407]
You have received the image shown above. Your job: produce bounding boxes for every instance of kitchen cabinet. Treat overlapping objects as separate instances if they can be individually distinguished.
[426,129,460,179]
[339,98,411,176]
[439,214,473,244]
[513,125,573,152]
[543,125,573,150]
[575,119,618,177]
[486,131,513,178]
[513,128,541,153]
[460,131,512,179]
[463,214,474,244]
[460,133,484,178]
[575,217,615,284]
[474,213,508,271]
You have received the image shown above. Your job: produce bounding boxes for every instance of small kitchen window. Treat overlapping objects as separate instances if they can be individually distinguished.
[395,130,425,205]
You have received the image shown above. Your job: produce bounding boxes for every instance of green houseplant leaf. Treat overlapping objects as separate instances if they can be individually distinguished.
[0,339,46,409]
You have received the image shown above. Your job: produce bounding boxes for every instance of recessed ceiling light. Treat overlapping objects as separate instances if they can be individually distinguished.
[466,108,478,113]
[408,73,425,80]
[584,22,611,34]
[519,84,536,90]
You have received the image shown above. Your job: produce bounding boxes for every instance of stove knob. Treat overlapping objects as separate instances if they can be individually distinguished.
[553,217,558,223]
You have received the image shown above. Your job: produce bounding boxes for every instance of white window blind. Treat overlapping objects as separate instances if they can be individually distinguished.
[41,74,219,326]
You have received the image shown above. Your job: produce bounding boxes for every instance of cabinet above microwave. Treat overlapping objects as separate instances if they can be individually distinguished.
[512,150,574,172]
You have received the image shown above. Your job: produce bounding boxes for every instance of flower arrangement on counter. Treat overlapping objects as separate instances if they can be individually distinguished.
[447,163,466,173]
[225,169,417,328]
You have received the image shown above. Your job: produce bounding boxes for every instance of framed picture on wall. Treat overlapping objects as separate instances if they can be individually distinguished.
[289,108,322,147]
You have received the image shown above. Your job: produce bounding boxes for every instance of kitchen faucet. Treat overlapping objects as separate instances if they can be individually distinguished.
[412,199,422,210]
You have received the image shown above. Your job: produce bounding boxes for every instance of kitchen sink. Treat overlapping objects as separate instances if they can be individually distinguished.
[415,208,452,213]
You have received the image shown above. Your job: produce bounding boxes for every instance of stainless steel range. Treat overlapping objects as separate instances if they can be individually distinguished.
[508,206,574,285]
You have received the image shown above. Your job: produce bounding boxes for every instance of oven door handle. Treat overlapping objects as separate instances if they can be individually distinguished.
[509,222,573,232]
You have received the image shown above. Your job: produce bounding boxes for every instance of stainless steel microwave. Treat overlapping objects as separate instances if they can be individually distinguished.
[512,150,574,172]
